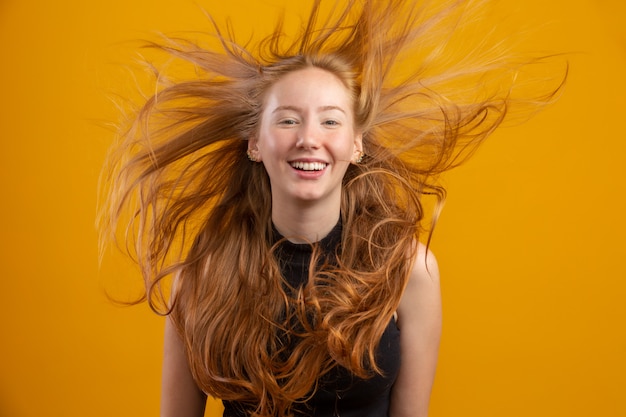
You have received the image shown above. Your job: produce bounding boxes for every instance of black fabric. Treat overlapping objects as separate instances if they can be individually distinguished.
[223,222,401,416]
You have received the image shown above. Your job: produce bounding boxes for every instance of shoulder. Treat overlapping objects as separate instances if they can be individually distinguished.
[390,242,442,417]
[410,242,439,284]
[396,242,441,326]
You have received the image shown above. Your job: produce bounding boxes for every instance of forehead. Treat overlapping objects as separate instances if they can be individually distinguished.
[262,67,353,111]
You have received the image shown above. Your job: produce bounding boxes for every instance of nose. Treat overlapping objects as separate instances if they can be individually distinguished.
[295,121,320,149]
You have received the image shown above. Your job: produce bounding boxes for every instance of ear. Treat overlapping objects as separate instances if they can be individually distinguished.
[351,132,364,164]
[247,137,262,162]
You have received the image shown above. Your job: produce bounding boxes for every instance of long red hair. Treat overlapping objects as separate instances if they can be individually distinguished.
[98,0,565,415]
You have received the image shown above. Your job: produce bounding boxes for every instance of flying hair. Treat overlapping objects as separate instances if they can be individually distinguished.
[97,0,566,415]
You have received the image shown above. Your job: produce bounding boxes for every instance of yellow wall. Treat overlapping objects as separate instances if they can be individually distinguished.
[1,1,624,416]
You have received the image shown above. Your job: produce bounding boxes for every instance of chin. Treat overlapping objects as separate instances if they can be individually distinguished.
[290,189,337,204]
[292,192,326,202]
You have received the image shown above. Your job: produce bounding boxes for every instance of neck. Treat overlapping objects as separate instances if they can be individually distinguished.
[271,200,341,244]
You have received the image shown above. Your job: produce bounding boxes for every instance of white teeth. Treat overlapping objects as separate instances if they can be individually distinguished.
[290,161,327,171]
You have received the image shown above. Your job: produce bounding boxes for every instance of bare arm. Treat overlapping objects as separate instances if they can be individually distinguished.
[161,317,207,417]
[389,243,442,417]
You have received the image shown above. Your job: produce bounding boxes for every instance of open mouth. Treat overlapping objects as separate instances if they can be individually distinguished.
[290,161,327,171]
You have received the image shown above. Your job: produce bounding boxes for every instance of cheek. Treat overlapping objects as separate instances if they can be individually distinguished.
[258,133,293,172]
[256,127,277,154]
[331,133,357,154]
[259,134,287,157]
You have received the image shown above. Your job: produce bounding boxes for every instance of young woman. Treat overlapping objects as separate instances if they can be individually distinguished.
[99,1,563,416]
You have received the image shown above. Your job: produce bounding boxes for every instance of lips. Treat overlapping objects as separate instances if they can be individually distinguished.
[289,161,327,171]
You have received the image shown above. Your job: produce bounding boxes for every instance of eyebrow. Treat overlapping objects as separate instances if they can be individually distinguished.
[272,105,346,114]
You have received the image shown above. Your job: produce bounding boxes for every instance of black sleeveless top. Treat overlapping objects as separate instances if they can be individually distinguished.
[223,222,401,416]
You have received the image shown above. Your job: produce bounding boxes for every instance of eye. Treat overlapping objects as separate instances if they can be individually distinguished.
[279,118,298,126]
[323,119,340,126]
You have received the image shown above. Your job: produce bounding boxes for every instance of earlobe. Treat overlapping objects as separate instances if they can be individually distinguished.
[353,150,365,164]
[246,149,258,162]
[247,138,261,162]
[352,134,364,164]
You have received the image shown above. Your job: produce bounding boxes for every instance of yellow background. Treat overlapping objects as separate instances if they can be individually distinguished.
[1,0,624,416]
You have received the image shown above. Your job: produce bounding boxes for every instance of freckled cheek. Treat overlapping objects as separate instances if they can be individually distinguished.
[327,134,356,157]
[266,133,293,154]
[258,133,295,170]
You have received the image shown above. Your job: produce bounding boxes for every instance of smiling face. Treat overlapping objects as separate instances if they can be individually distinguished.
[250,66,363,212]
